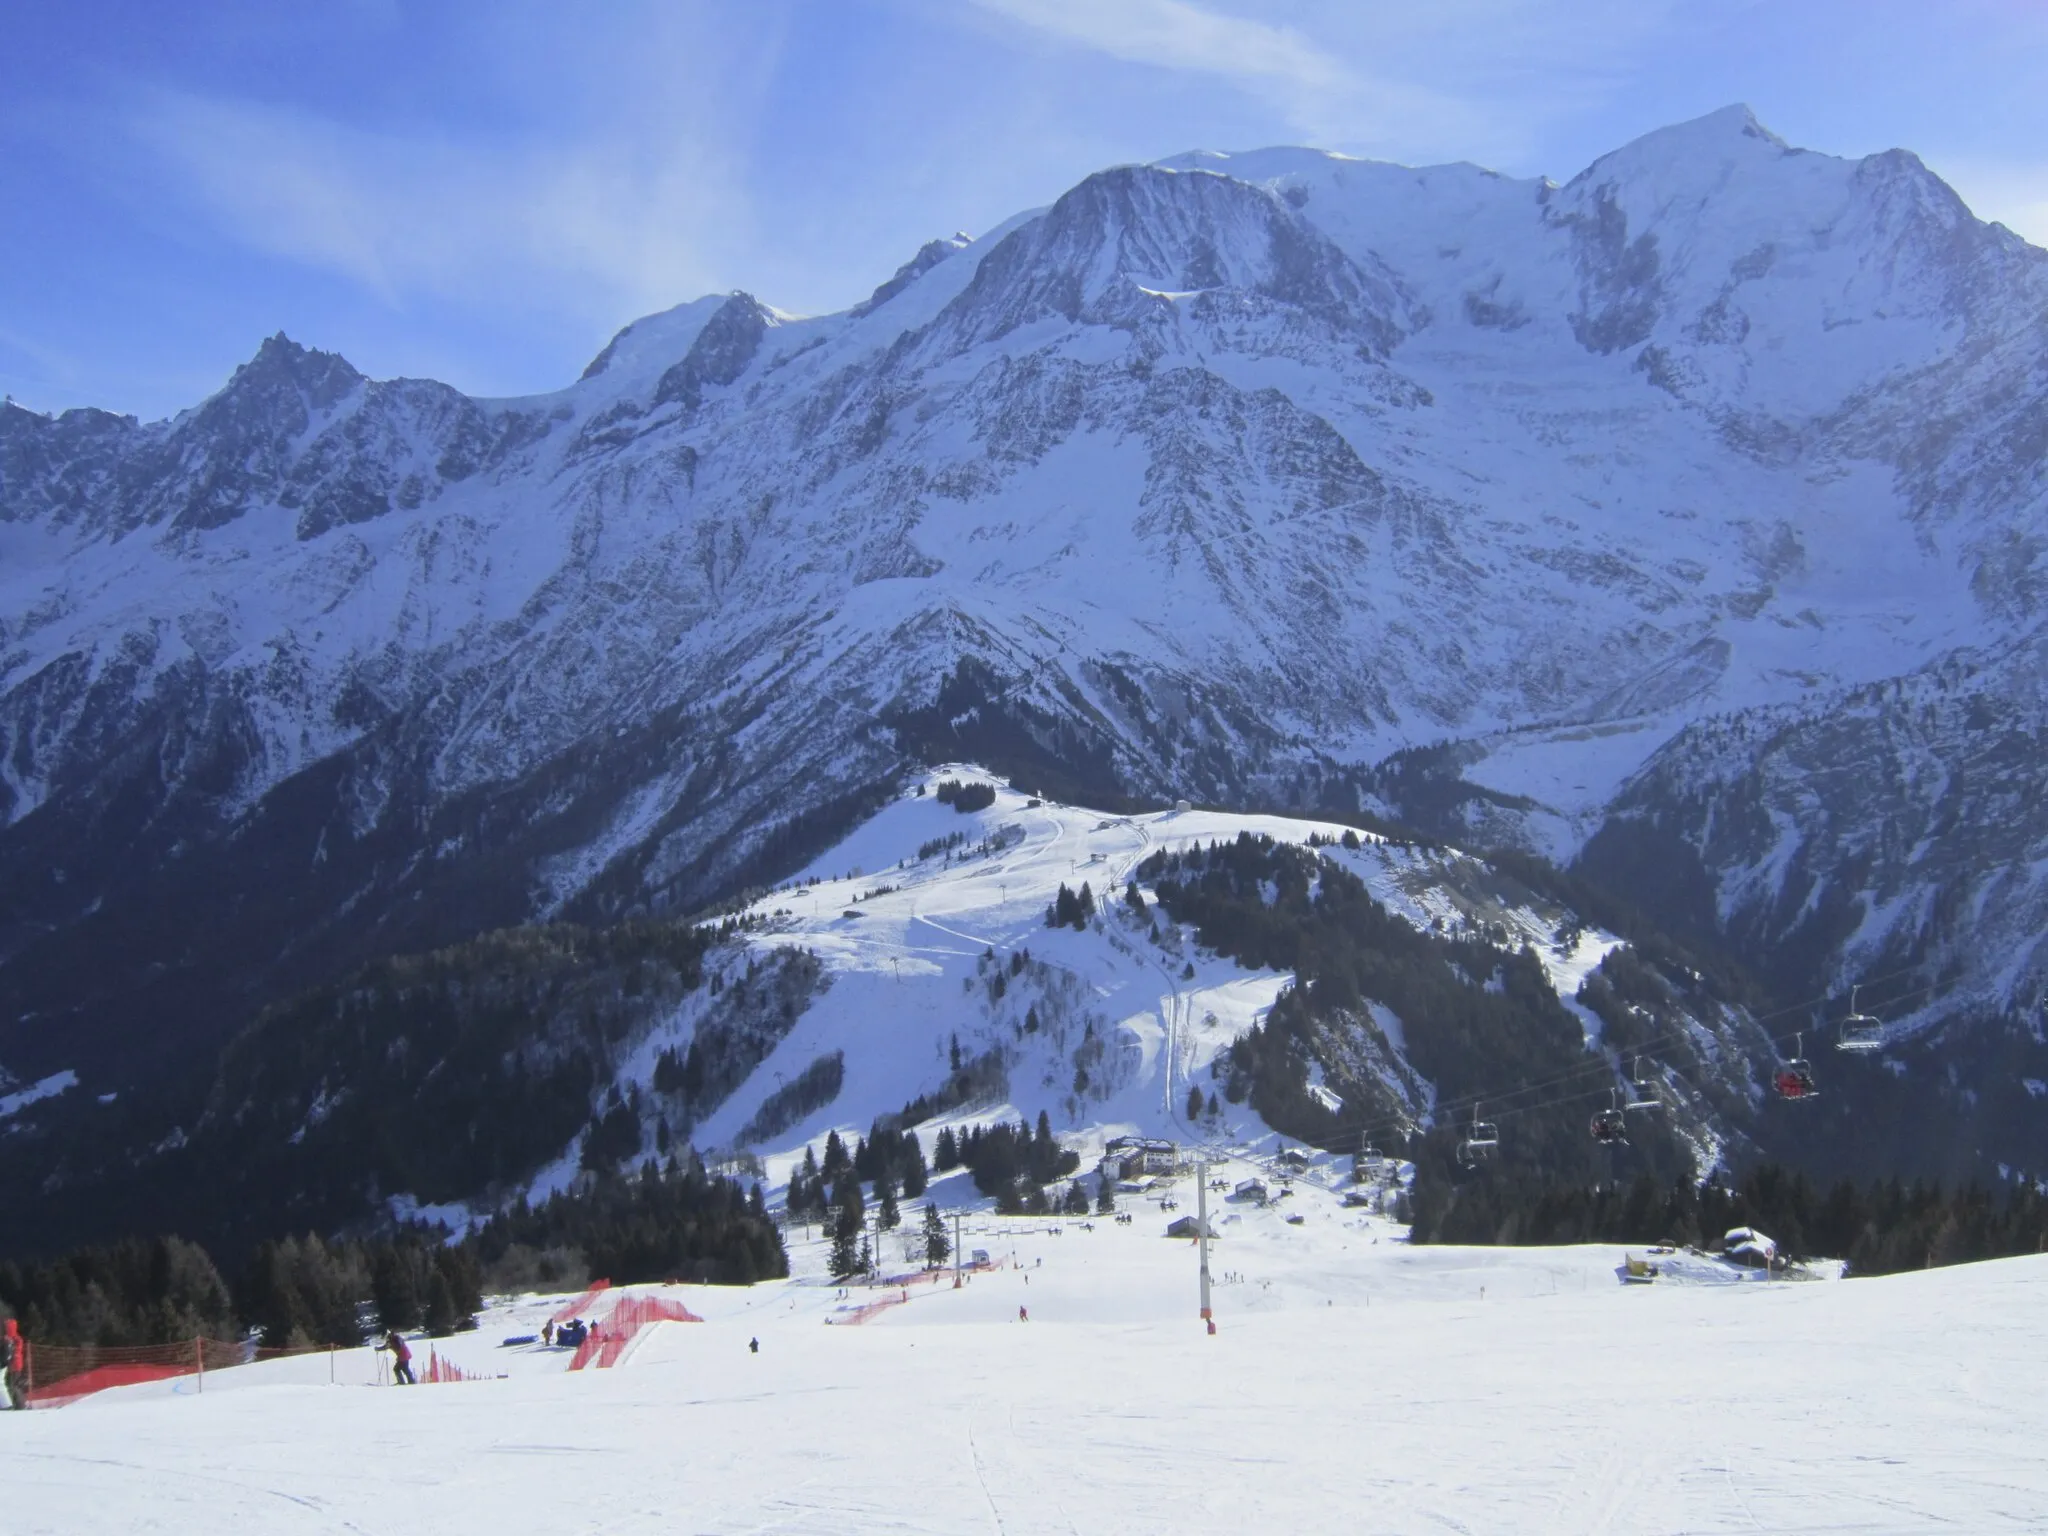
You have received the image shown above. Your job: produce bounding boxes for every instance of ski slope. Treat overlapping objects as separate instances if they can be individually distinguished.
[6,1168,2043,1534]
[634,767,1633,1184]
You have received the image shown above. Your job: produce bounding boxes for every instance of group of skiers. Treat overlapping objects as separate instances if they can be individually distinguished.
[539,1317,596,1349]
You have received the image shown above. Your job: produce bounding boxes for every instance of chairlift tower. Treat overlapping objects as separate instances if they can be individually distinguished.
[1196,1154,1215,1334]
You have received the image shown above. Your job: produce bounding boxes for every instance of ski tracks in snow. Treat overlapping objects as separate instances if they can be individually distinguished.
[962,1399,1082,1536]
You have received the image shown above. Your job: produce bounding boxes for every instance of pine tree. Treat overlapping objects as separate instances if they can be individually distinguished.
[822,1129,850,1180]
[902,1133,928,1196]
[877,1173,901,1231]
[832,1173,865,1226]
[828,1204,862,1281]
[1186,1083,1205,1121]
[1096,1180,1116,1214]
[437,1245,482,1323]
[1062,1181,1089,1216]
[922,1203,950,1269]
[935,1126,959,1171]
[423,1269,461,1336]
[371,1243,422,1332]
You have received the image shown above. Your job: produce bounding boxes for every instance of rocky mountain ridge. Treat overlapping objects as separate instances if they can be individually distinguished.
[3,107,2046,1178]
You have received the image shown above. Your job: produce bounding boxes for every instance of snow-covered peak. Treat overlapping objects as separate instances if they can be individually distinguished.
[923,161,1417,358]
[200,331,364,419]
[1566,104,1788,192]
[853,233,974,319]
[578,293,733,387]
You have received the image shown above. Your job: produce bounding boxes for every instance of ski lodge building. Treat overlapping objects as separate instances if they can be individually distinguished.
[1098,1135,1177,1182]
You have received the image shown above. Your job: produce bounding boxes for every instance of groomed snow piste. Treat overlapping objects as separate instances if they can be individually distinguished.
[6,1175,2043,1534]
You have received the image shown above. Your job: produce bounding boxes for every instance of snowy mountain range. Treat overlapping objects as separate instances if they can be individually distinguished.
[5,106,2048,1187]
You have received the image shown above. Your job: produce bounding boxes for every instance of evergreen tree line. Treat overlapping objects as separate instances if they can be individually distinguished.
[737,1051,846,1144]
[894,1036,1009,1128]
[945,1113,1080,1209]
[784,1122,931,1227]
[0,1236,238,1350]
[1145,837,1614,1145]
[0,1229,479,1352]
[0,1160,782,1348]
[1045,882,1096,931]
[477,1159,787,1289]
[933,779,998,813]
[1144,834,1708,1197]
[1409,1161,2048,1275]
[241,1234,484,1349]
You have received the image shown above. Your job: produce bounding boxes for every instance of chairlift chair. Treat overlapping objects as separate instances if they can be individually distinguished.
[1773,1034,1820,1102]
[1590,1089,1629,1146]
[1836,984,1884,1054]
[1624,1058,1662,1113]
[1456,1106,1500,1168]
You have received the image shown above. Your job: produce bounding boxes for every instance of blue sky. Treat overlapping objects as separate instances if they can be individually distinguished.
[4,0,2043,421]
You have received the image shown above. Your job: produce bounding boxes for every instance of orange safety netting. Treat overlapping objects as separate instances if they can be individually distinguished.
[19,1333,486,1407]
[566,1292,702,1370]
[548,1278,611,1328]
[834,1290,910,1325]
[419,1347,484,1384]
[21,1337,269,1408]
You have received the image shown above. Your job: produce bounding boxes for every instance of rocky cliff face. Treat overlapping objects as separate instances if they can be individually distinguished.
[3,108,2046,1181]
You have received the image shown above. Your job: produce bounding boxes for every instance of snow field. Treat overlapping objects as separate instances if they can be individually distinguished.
[684,771,1633,1176]
[9,1177,2044,1535]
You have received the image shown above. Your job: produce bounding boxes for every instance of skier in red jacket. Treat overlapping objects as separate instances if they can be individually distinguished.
[2,1318,25,1408]
[383,1329,415,1385]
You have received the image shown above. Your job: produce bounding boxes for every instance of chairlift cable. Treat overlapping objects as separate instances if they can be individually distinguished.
[1281,967,1948,1157]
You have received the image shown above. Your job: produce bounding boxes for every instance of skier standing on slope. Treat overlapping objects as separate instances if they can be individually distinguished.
[383,1329,415,1385]
[2,1318,25,1408]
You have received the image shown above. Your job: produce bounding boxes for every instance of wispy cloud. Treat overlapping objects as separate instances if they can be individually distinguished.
[965,0,1686,168]
[132,89,743,324]
[967,0,1472,152]
[970,0,1346,93]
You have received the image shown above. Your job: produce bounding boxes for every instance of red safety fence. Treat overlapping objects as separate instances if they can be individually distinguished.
[419,1347,484,1384]
[23,1337,252,1408]
[827,1261,1000,1325]
[566,1292,702,1371]
[549,1279,611,1328]
[834,1290,911,1325]
[20,1333,486,1407]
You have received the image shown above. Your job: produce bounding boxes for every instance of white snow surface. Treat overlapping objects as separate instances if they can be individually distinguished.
[0,1069,76,1119]
[9,1168,2043,1533]
[659,768,1628,1170]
